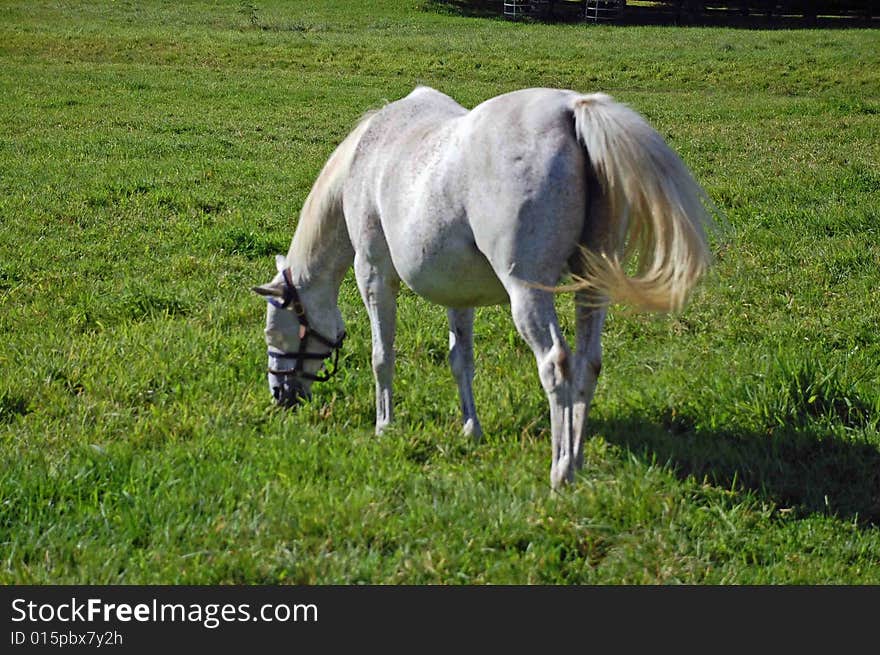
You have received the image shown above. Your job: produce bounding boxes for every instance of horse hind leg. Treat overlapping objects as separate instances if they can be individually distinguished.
[447,307,483,440]
[569,177,610,470]
[572,295,606,471]
[508,285,576,489]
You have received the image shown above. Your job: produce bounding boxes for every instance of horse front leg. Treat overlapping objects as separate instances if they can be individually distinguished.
[447,307,482,440]
[572,298,606,471]
[509,287,576,490]
[354,254,399,435]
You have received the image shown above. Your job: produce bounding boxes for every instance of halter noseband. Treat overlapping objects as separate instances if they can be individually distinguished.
[266,268,345,383]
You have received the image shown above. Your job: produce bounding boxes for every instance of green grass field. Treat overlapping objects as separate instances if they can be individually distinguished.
[1,0,879,584]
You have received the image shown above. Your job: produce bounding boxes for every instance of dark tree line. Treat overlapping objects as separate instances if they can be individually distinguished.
[677,0,875,17]
[484,0,877,18]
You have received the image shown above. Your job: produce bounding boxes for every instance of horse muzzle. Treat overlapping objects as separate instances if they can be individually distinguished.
[269,373,311,408]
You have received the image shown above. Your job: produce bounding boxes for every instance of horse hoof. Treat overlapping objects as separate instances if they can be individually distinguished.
[550,458,574,490]
[462,419,483,442]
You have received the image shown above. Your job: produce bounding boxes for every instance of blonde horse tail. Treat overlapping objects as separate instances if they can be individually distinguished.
[568,93,716,313]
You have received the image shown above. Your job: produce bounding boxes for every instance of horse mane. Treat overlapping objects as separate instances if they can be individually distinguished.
[288,109,379,270]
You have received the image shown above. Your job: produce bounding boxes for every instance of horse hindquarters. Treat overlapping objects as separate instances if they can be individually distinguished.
[475,90,713,488]
[459,98,595,488]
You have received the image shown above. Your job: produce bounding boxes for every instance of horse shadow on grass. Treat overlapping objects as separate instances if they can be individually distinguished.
[590,411,880,526]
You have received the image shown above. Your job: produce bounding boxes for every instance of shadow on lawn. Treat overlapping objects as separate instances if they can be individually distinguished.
[594,412,880,526]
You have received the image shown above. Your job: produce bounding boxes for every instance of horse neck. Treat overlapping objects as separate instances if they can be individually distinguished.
[287,111,376,313]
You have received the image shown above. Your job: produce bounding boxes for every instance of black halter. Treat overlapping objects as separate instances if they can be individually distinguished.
[266,268,345,383]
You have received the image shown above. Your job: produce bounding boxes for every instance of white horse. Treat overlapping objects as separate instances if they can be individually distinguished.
[253,86,714,488]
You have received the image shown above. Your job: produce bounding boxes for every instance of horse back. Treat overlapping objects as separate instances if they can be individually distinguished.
[344,87,588,304]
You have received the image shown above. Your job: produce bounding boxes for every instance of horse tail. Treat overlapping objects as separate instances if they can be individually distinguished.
[567,93,716,313]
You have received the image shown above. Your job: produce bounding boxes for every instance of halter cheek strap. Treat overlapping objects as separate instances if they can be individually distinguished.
[266,268,345,383]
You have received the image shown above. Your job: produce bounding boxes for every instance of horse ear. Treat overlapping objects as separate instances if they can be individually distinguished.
[252,255,289,298]
[251,280,285,298]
